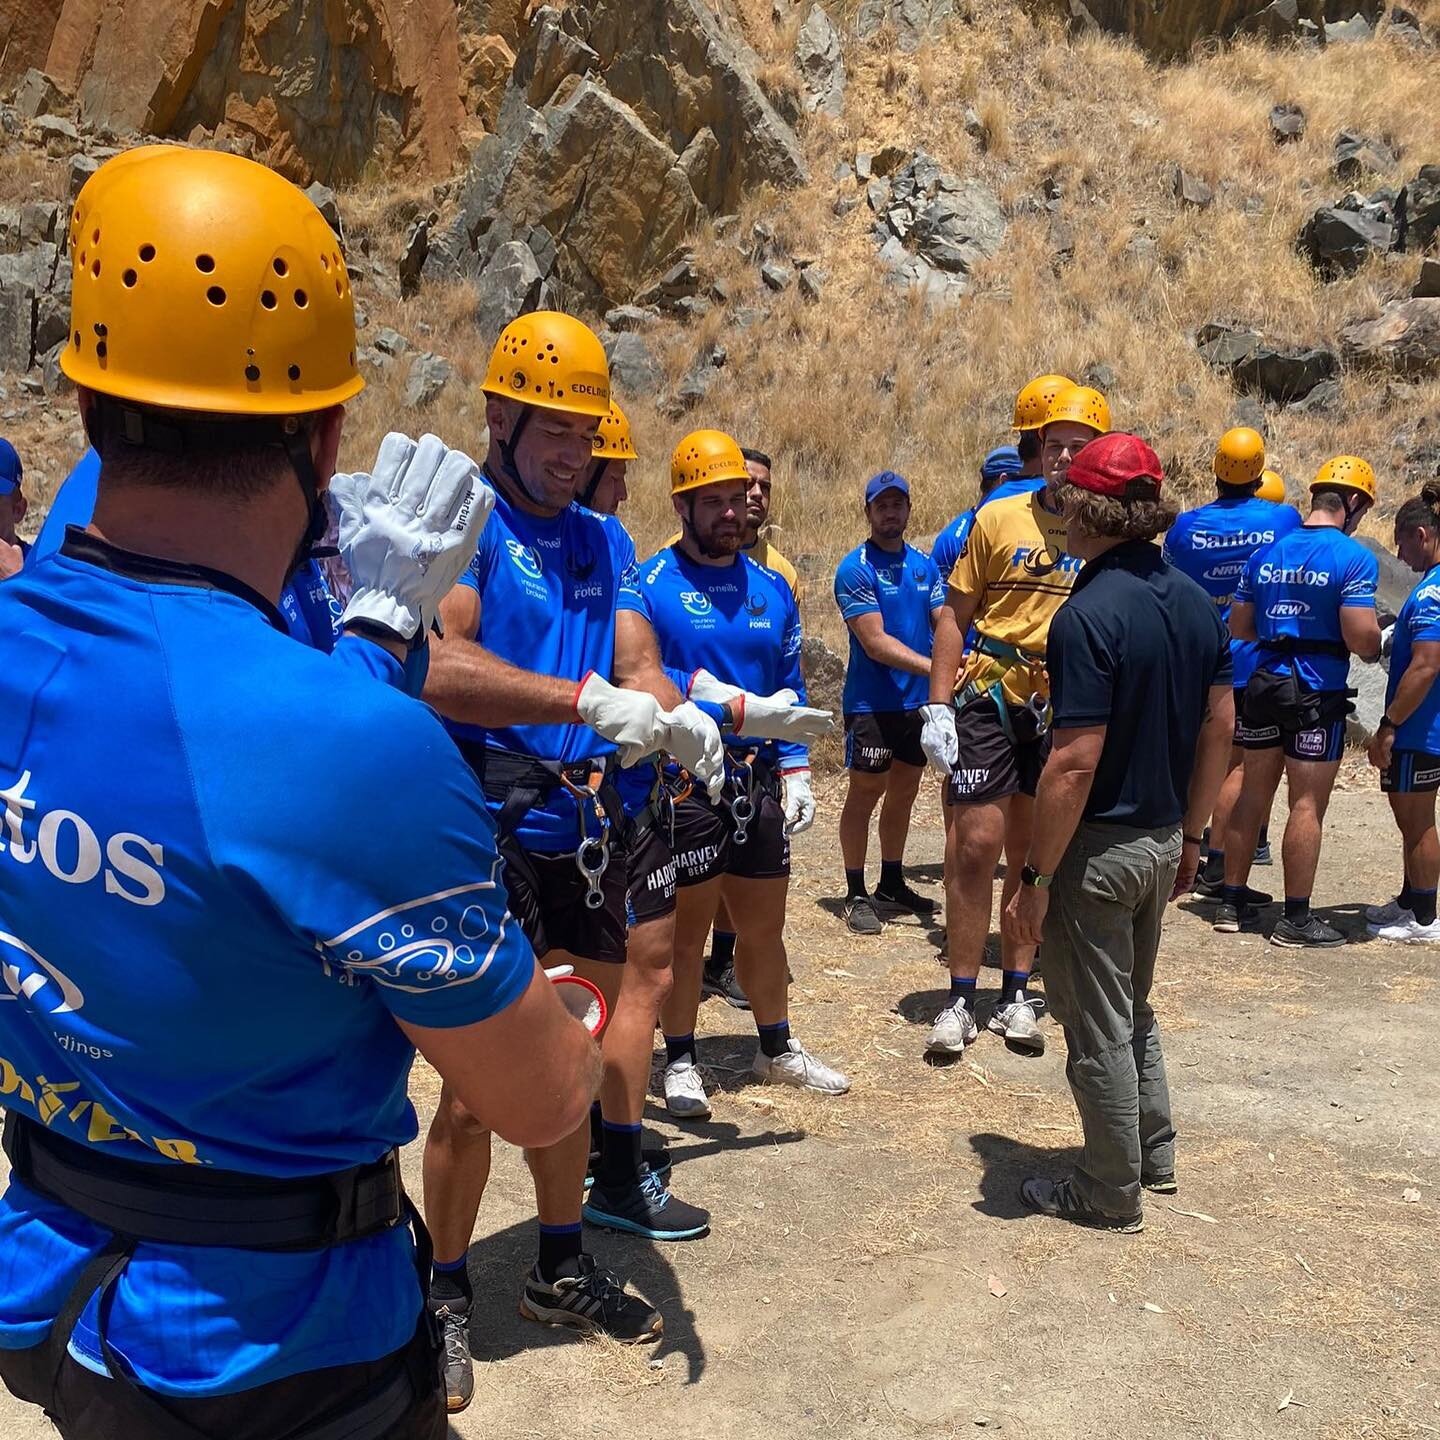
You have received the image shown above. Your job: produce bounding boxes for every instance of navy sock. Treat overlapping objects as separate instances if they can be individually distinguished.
[845,867,868,899]
[1221,884,1248,909]
[1001,969,1030,1004]
[664,1032,696,1066]
[949,975,977,1012]
[709,930,736,969]
[429,1254,472,1313]
[1202,849,1224,883]
[1412,889,1438,926]
[537,1222,584,1283]
[1258,824,1270,849]
[1400,880,1417,912]
[878,859,904,893]
[1284,897,1310,921]
[758,1020,791,1057]
[598,1119,643,1188]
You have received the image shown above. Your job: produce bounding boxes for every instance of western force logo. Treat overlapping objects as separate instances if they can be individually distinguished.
[505,539,544,580]
[566,549,598,583]
[0,933,84,1015]
[743,593,768,618]
[680,590,713,617]
[1013,545,1081,577]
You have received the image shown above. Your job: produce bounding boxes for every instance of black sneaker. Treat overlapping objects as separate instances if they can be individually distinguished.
[1019,1176,1143,1233]
[843,895,884,934]
[1253,840,1273,866]
[585,1143,672,1192]
[873,881,937,917]
[702,962,750,1009]
[1142,1172,1178,1195]
[583,1166,711,1241]
[1212,901,1258,934]
[519,1254,663,1342]
[1193,875,1272,905]
[436,1305,474,1413]
[1270,914,1345,948]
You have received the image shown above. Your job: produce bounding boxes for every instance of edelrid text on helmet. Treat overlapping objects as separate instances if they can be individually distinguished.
[481,311,611,420]
[671,430,749,495]
[1042,384,1111,435]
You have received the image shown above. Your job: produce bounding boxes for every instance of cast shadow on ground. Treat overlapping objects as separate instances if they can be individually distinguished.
[1175,895,1376,944]
[967,1131,1083,1221]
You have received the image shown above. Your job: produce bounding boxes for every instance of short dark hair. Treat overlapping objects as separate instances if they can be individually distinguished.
[1058,478,1178,542]
[741,447,772,473]
[1310,486,1354,516]
[1017,430,1042,466]
[91,400,299,499]
[1216,479,1261,498]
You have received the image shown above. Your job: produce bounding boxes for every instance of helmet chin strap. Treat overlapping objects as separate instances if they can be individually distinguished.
[578,457,606,509]
[496,405,548,508]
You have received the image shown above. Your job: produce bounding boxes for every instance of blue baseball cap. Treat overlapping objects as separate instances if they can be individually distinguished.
[864,470,910,505]
[981,445,1021,485]
[0,438,20,497]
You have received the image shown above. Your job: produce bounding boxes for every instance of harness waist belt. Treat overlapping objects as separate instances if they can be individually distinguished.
[3,1112,405,1252]
[972,632,1046,666]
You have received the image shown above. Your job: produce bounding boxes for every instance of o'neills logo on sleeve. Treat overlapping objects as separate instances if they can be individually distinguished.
[0,771,165,907]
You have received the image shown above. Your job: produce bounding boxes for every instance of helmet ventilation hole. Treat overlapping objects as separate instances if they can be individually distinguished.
[245,364,261,382]
[139,244,156,262]
[206,286,227,306]
[288,364,301,381]
[96,340,107,361]
[196,254,216,273]
[293,289,308,308]
[122,269,137,288]
[273,257,288,276]
[91,261,101,278]
[261,290,277,310]
[320,254,330,271]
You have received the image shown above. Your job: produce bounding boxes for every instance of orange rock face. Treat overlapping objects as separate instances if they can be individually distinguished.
[10,0,462,184]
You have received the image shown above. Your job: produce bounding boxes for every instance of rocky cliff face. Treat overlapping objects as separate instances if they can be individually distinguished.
[1,0,463,184]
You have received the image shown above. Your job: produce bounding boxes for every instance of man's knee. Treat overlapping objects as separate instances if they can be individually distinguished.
[434,1088,492,1144]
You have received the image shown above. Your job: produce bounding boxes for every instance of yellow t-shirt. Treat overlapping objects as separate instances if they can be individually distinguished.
[948,490,1081,704]
[661,533,800,597]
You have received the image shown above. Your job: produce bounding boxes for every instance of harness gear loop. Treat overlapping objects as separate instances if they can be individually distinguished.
[957,633,1052,741]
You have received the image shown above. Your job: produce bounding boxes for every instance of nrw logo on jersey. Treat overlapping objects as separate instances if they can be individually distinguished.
[0,933,84,1015]
[504,539,544,580]
[1267,600,1312,619]
[680,590,713,617]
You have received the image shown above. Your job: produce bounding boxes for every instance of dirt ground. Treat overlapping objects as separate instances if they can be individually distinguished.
[1,764,1437,1440]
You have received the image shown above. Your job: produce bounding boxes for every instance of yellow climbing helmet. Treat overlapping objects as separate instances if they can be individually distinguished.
[1213,427,1266,487]
[61,145,363,415]
[1311,455,1377,502]
[671,429,749,495]
[1013,373,1074,432]
[593,400,638,462]
[1042,383,1111,435]
[481,311,610,419]
[1256,469,1286,504]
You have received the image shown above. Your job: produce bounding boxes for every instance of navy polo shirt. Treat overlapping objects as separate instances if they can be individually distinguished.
[1048,540,1232,828]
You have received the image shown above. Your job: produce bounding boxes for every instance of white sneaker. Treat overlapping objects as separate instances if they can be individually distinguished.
[1365,897,1414,931]
[1373,915,1440,945]
[662,1057,711,1118]
[750,1039,850,1095]
[926,1000,978,1055]
[987,997,1046,1054]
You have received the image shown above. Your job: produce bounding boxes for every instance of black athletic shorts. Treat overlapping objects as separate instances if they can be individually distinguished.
[1380,749,1440,794]
[0,1318,444,1440]
[1239,670,1349,764]
[1231,685,1247,745]
[944,692,1051,805]
[671,758,791,884]
[844,709,926,773]
[625,811,678,925]
[496,830,629,964]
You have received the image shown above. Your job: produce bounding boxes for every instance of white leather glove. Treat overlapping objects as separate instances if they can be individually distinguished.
[657,700,725,802]
[688,668,833,743]
[919,702,959,774]
[781,768,816,835]
[331,433,492,642]
[575,672,670,768]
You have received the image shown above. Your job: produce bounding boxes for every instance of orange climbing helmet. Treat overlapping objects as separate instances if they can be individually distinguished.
[481,311,610,419]
[671,430,749,495]
[1013,373,1074,431]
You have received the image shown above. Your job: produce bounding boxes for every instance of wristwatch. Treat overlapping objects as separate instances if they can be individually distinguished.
[1378,715,1397,733]
[1020,864,1054,890]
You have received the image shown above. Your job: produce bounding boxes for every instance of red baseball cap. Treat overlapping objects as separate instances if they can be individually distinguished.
[1065,432,1164,499]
